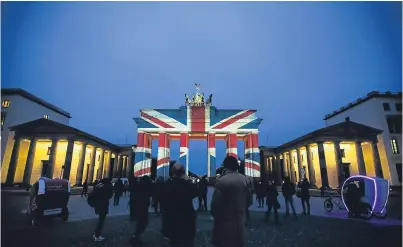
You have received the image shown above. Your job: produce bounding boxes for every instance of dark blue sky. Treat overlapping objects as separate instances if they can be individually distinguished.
[2,2,402,175]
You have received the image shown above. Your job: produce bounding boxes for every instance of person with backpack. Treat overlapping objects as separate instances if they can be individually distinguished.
[282,177,297,217]
[88,178,113,242]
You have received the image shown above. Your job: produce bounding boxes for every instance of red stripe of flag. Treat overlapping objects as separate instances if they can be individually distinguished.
[213,110,256,129]
[245,162,260,171]
[134,167,150,177]
[157,157,170,167]
[141,111,175,128]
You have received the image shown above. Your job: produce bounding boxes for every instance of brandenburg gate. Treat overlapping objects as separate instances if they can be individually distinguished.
[133,84,263,178]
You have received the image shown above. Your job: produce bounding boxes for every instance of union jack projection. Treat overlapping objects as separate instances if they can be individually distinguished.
[133,105,263,178]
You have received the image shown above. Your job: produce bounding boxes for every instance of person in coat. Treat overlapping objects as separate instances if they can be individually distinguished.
[282,177,297,217]
[298,178,311,215]
[129,175,153,246]
[92,178,113,242]
[114,178,124,206]
[154,176,165,215]
[161,163,199,247]
[81,180,88,197]
[128,176,138,221]
[197,176,208,211]
[211,156,252,247]
[265,181,279,224]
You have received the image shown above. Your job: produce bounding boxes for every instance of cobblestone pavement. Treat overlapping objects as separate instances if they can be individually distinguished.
[3,210,401,247]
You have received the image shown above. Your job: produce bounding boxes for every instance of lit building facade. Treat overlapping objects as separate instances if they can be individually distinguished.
[260,120,385,189]
[1,88,134,186]
[1,88,71,163]
[324,91,402,186]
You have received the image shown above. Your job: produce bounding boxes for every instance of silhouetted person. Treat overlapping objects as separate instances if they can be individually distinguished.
[154,176,164,215]
[81,180,88,197]
[161,163,199,247]
[114,178,124,206]
[211,156,251,247]
[124,180,129,196]
[256,181,265,208]
[282,177,297,217]
[265,181,279,225]
[347,181,359,218]
[92,178,113,242]
[130,175,153,246]
[198,176,208,211]
[128,176,138,221]
[298,178,311,215]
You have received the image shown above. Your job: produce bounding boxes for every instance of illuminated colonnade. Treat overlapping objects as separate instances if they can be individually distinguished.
[261,120,386,188]
[1,119,134,186]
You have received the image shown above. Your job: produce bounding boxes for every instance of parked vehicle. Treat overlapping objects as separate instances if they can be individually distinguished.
[26,177,70,226]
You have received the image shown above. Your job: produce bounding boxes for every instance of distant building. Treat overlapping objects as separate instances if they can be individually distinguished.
[260,90,402,188]
[1,88,72,163]
[1,88,133,186]
[324,91,402,186]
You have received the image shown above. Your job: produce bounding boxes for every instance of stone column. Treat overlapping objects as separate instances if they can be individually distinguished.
[333,141,344,187]
[134,132,152,177]
[275,156,282,185]
[88,147,97,183]
[288,151,296,183]
[371,140,383,178]
[6,137,22,185]
[113,154,119,178]
[207,133,215,177]
[126,154,132,178]
[121,156,126,178]
[23,138,38,184]
[47,138,59,179]
[244,133,260,177]
[180,133,190,175]
[282,153,289,178]
[317,141,329,187]
[97,149,105,180]
[296,148,303,181]
[226,133,238,158]
[355,141,366,175]
[62,139,75,180]
[75,142,87,185]
[305,145,316,186]
[268,157,273,181]
[157,133,171,178]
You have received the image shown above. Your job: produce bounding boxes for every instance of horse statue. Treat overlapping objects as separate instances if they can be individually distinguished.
[185,94,191,106]
[206,94,213,106]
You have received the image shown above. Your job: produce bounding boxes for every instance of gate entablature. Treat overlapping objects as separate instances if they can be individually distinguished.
[133,84,263,179]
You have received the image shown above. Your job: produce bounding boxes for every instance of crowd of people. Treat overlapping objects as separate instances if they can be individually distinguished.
[85,156,312,247]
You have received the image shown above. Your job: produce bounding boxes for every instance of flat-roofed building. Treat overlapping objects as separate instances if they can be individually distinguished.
[324,91,402,186]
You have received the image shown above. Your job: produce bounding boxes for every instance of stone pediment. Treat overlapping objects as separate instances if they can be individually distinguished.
[9,118,72,134]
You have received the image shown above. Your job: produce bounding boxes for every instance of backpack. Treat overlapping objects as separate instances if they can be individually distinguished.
[87,188,97,207]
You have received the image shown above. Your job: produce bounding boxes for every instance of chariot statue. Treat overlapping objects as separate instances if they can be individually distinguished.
[185,83,213,107]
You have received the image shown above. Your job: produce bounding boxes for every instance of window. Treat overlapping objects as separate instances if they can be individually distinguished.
[293,156,295,163]
[390,138,400,154]
[301,154,304,162]
[395,163,402,183]
[1,112,5,131]
[383,103,391,111]
[43,114,49,119]
[311,152,314,161]
[396,103,402,112]
[340,149,346,158]
[387,116,402,134]
[47,147,51,155]
[98,155,100,161]
[1,100,10,108]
